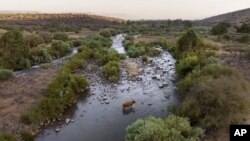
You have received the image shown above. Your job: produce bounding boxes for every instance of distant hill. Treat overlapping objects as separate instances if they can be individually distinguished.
[0,13,125,26]
[197,8,250,25]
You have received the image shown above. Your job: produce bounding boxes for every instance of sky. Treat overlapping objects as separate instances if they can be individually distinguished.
[0,0,249,20]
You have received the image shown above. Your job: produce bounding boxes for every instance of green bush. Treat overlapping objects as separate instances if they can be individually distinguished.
[211,22,230,36]
[21,131,34,141]
[24,73,88,124]
[29,46,52,65]
[25,34,44,48]
[100,31,111,37]
[81,35,111,48]
[50,40,71,58]
[38,32,52,43]
[236,35,250,43]
[176,56,199,77]
[0,133,16,141]
[0,69,14,81]
[0,29,31,70]
[53,32,69,41]
[177,64,248,130]
[237,23,250,33]
[126,115,203,141]
[177,29,201,57]
[102,61,120,82]
[141,55,148,63]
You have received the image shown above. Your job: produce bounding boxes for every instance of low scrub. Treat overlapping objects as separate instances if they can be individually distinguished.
[53,32,69,41]
[102,61,120,82]
[25,34,44,48]
[126,115,203,141]
[29,46,52,65]
[176,64,248,130]
[23,73,88,124]
[176,56,199,78]
[49,40,71,58]
[0,133,16,141]
[0,69,14,81]
[21,131,34,141]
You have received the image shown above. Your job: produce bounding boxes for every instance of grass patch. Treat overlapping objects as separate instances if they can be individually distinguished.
[0,133,16,141]
[102,61,120,82]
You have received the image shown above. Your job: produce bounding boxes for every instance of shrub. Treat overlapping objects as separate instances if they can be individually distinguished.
[53,32,68,41]
[81,35,111,48]
[102,61,120,82]
[177,29,201,56]
[0,29,31,70]
[141,55,148,63]
[100,31,111,37]
[236,35,250,43]
[0,133,16,141]
[21,131,34,141]
[72,39,82,47]
[25,34,44,48]
[237,23,250,33]
[38,32,52,43]
[0,69,14,81]
[126,115,203,141]
[177,64,248,130]
[211,22,230,36]
[176,56,199,77]
[29,46,52,65]
[24,73,88,124]
[50,40,71,58]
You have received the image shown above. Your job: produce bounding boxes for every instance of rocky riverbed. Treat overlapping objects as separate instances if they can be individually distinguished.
[36,46,178,141]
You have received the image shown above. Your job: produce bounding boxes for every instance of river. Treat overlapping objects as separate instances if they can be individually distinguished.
[36,34,178,141]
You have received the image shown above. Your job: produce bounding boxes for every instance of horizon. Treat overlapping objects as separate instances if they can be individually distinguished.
[0,0,249,20]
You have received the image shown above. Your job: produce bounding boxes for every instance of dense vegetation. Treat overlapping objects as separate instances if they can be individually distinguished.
[126,115,203,141]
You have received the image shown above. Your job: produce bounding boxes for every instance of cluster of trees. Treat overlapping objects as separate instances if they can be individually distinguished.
[0,29,71,71]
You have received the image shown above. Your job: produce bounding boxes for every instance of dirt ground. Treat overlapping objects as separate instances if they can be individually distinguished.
[122,59,140,77]
[0,66,58,134]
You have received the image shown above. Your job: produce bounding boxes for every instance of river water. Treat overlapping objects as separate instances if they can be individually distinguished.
[36,34,178,141]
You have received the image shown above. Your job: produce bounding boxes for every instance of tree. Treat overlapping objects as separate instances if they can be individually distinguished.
[0,29,30,70]
[211,22,230,36]
[237,23,250,33]
[177,29,200,55]
[126,115,203,141]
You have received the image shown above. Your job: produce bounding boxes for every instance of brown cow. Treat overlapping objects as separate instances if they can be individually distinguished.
[123,100,136,110]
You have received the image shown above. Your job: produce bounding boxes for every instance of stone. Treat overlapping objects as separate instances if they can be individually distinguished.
[55,128,60,132]
[159,83,164,88]
[105,100,110,104]
[65,118,71,124]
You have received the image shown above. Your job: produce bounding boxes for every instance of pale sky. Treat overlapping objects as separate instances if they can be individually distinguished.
[0,0,249,20]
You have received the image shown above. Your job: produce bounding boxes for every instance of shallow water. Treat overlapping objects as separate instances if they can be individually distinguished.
[36,34,178,141]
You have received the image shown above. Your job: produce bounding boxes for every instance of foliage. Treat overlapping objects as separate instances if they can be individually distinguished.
[177,29,201,56]
[53,32,69,41]
[126,115,203,141]
[100,31,111,37]
[176,56,199,78]
[0,69,14,82]
[237,23,250,33]
[0,133,16,141]
[25,34,44,48]
[23,73,88,124]
[49,40,71,58]
[0,29,31,70]
[81,35,111,48]
[177,64,248,130]
[211,22,229,36]
[141,55,148,63]
[29,45,52,65]
[102,61,120,82]
[38,31,52,43]
[236,35,250,43]
[21,131,34,141]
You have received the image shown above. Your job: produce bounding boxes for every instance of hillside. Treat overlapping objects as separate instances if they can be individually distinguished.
[0,13,125,26]
[197,8,250,25]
